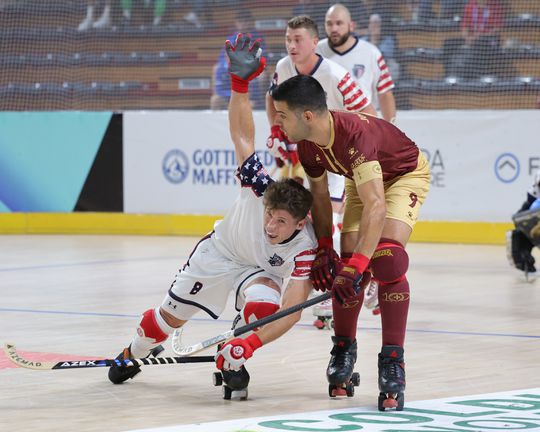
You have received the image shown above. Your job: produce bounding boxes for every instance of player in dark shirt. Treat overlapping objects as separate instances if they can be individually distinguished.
[271,75,430,411]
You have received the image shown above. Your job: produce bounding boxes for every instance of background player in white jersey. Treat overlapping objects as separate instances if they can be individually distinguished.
[318,4,397,314]
[108,34,317,398]
[265,15,376,327]
[318,3,396,124]
[265,15,376,326]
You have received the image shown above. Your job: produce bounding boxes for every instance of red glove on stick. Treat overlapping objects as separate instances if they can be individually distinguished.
[332,253,370,304]
[310,236,341,291]
[215,333,263,371]
[225,33,266,93]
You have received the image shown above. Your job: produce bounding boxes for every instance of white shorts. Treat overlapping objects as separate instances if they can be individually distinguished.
[160,236,283,320]
[328,172,345,202]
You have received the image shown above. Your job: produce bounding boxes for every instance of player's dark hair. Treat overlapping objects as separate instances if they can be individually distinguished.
[264,178,313,221]
[271,75,328,115]
[287,15,319,38]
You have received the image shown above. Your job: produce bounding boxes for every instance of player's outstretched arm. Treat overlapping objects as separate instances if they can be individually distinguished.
[254,278,312,345]
[215,278,312,371]
[226,34,266,165]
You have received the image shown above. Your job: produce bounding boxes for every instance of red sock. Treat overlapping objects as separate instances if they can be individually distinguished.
[332,290,364,340]
[378,277,410,346]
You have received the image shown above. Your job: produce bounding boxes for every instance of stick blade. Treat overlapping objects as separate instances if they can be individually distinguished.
[3,343,54,370]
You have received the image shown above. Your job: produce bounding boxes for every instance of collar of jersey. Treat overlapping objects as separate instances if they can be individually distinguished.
[314,112,335,150]
[278,228,302,245]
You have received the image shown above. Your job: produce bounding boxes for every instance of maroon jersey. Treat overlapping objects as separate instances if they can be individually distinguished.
[297,111,419,183]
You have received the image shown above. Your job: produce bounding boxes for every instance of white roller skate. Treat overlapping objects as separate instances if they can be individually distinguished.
[313,298,333,330]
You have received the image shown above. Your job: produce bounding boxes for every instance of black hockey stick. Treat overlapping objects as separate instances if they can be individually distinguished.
[3,343,215,371]
[172,291,331,355]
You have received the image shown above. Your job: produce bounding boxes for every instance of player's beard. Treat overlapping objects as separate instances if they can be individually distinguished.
[328,31,351,49]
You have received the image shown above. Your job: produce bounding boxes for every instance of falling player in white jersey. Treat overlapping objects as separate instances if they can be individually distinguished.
[317,3,398,314]
[108,34,317,399]
[317,3,396,123]
[264,14,376,328]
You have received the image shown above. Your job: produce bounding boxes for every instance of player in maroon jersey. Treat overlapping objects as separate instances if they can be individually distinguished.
[271,75,430,411]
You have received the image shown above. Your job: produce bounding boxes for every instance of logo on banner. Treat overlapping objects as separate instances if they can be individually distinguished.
[162,149,189,184]
[495,153,520,183]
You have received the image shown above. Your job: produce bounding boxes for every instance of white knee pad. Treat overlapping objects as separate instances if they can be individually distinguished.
[239,284,281,326]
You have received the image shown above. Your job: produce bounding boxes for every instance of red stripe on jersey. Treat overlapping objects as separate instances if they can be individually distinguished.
[337,72,352,89]
[291,249,316,278]
[346,94,369,111]
[349,99,369,111]
[377,80,394,92]
[340,81,357,98]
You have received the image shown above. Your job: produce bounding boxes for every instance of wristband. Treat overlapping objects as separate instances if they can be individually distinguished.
[348,253,370,274]
[246,333,263,350]
[230,74,249,93]
[317,236,333,249]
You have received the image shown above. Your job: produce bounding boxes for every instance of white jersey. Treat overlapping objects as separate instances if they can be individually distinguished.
[269,54,370,111]
[317,37,394,104]
[213,153,317,281]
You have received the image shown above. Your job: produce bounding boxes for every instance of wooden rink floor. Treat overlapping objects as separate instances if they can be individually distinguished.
[0,234,539,432]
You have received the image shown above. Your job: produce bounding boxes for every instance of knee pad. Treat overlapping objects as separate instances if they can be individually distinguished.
[241,284,280,325]
[370,238,409,284]
[137,308,170,344]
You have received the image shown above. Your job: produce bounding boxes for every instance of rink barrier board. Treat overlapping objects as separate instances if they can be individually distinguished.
[0,213,513,245]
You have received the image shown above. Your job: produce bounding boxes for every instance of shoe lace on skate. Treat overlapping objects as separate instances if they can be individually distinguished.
[382,359,404,382]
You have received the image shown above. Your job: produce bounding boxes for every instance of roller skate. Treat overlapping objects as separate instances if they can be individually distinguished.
[212,314,250,400]
[213,365,250,400]
[363,279,380,315]
[312,299,334,330]
[108,344,164,384]
[326,336,360,397]
[377,345,406,411]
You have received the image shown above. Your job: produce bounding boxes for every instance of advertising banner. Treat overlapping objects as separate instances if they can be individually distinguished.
[124,111,539,222]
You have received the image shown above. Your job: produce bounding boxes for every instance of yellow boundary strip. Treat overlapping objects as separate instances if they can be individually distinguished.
[0,213,513,245]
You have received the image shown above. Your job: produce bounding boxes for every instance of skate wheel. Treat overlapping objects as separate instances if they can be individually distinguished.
[329,385,347,397]
[397,392,405,411]
[378,392,387,411]
[328,384,336,398]
[345,381,355,397]
[350,372,360,387]
[313,319,325,330]
[222,385,232,400]
[212,371,223,387]
[327,318,334,329]
[231,388,248,400]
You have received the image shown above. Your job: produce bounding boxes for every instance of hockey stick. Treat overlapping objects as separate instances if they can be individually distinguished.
[3,343,215,371]
[172,291,331,356]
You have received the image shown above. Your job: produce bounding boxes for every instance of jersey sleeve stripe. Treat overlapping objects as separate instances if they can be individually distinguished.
[377,80,395,93]
[345,93,369,111]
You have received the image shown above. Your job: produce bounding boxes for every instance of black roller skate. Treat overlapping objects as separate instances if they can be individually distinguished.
[108,344,164,384]
[326,336,360,397]
[378,345,406,411]
[212,314,250,400]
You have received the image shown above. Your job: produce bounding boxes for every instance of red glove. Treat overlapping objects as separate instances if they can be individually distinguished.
[266,125,290,166]
[310,236,341,291]
[332,253,370,304]
[215,333,263,371]
[225,33,267,93]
